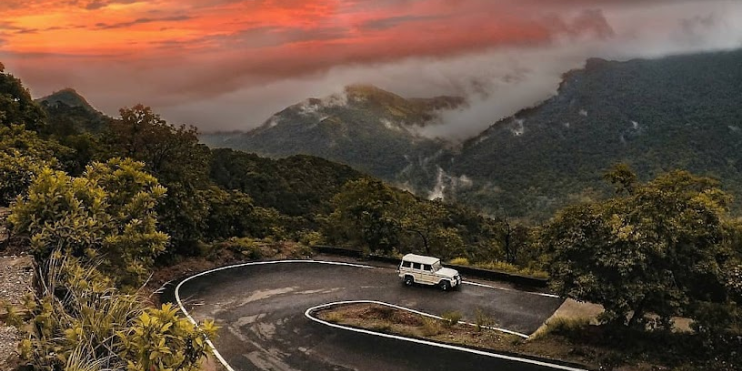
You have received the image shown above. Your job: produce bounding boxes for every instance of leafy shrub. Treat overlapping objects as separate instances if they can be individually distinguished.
[420,316,443,336]
[9,158,168,289]
[473,260,549,279]
[474,308,495,332]
[448,257,470,266]
[219,237,264,260]
[441,311,462,327]
[542,317,590,338]
[16,252,217,371]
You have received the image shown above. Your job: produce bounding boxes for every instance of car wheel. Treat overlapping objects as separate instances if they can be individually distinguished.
[440,280,451,291]
[404,276,414,286]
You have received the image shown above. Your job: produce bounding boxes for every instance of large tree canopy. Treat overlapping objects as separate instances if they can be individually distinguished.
[0,68,46,131]
[543,167,737,328]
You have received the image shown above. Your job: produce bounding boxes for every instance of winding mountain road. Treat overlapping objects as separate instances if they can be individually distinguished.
[173,260,576,371]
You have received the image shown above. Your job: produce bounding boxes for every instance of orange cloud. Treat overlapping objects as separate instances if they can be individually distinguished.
[12,0,729,132]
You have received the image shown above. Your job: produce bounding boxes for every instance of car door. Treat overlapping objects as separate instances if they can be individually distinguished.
[421,264,434,284]
[411,262,424,283]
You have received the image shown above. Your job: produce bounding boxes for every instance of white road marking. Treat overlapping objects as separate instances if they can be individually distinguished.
[306,299,530,338]
[305,301,587,371]
[175,260,373,371]
[174,260,571,371]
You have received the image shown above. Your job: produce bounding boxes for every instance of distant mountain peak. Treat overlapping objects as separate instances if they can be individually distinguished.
[38,88,99,113]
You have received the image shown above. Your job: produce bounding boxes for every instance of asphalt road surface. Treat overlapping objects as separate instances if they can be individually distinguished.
[175,261,571,371]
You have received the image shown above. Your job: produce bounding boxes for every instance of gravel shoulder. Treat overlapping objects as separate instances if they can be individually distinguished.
[0,207,35,371]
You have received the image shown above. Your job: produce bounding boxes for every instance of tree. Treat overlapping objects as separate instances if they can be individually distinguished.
[104,105,212,251]
[0,67,46,131]
[399,199,466,258]
[0,125,70,205]
[324,179,404,253]
[9,158,168,288]
[543,168,735,328]
[106,105,210,187]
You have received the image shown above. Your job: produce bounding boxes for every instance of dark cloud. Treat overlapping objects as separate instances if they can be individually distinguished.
[84,0,141,10]
[0,22,40,35]
[95,15,192,30]
[359,15,443,31]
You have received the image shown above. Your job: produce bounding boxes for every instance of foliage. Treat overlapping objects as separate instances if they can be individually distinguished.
[448,257,470,266]
[215,237,264,260]
[543,167,737,328]
[0,125,70,205]
[16,253,216,371]
[209,148,363,222]
[440,311,462,327]
[474,308,495,332]
[0,67,46,131]
[323,178,405,253]
[420,316,443,336]
[451,50,742,220]
[200,85,453,183]
[104,105,212,250]
[9,158,168,288]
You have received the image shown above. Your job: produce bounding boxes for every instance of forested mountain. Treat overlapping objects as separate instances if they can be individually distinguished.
[37,88,108,133]
[200,85,464,185]
[447,50,742,219]
[203,49,742,221]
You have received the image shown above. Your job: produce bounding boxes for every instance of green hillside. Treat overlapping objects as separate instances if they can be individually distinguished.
[200,85,463,187]
[449,50,742,220]
[37,88,109,134]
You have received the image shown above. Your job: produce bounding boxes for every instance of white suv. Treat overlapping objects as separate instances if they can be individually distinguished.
[398,254,461,291]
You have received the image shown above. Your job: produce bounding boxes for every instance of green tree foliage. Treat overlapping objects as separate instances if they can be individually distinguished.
[17,252,216,371]
[0,125,70,205]
[324,178,404,253]
[106,105,210,186]
[543,166,737,328]
[324,178,505,261]
[39,100,107,175]
[9,158,168,288]
[210,149,363,220]
[104,104,212,251]
[0,65,46,131]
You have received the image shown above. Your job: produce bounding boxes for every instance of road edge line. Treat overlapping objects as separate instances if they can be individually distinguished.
[305,301,588,371]
[174,259,373,371]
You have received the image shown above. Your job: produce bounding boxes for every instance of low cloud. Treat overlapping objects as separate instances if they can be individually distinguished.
[2,0,742,139]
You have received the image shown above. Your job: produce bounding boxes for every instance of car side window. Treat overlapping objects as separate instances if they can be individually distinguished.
[412,263,421,270]
[423,264,432,271]
[402,261,411,268]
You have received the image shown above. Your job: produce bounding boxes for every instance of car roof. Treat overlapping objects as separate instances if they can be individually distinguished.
[401,254,440,265]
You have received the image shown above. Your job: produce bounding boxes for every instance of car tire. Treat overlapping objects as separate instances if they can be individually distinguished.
[440,280,451,291]
[404,276,414,286]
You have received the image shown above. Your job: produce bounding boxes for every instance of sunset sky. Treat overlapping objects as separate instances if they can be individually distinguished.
[1,0,741,136]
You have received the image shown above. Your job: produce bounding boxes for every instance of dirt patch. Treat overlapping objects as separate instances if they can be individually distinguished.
[0,255,34,371]
[316,303,595,369]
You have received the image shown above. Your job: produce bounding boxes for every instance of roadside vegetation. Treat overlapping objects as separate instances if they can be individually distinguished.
[1,60,740,371]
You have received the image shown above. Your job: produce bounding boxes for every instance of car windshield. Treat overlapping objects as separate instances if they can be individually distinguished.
[432,261,441,272]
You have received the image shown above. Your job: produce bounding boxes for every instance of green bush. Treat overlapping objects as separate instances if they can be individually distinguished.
[448,257,470,266]
[220,237,264,260]
[16,252,217,371]
[420,317,443,336]
[474,308,495,332]
[441,311,462,327]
